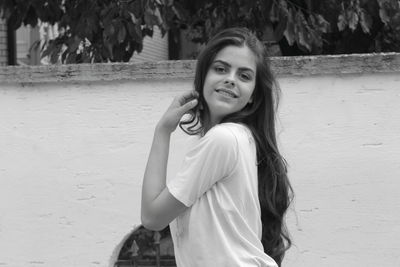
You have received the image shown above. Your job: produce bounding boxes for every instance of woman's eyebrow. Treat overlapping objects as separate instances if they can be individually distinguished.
[213,59,255,74]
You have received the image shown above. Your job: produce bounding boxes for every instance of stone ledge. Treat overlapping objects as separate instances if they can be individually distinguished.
[0,53,399,84]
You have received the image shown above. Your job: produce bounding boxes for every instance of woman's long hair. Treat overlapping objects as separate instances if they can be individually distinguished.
[179,27,293,266]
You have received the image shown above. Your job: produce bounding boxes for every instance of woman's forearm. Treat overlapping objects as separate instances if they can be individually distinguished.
[141,125,171,216]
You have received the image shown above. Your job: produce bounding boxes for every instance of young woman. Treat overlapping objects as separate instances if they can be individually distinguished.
[141,27,293,267]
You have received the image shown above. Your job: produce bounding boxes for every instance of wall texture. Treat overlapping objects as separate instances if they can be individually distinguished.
[0,53,399,267]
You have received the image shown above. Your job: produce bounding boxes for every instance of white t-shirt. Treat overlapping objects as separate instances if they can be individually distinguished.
[167,123,278,267]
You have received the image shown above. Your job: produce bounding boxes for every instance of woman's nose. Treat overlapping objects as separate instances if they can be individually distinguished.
[224,79,234,86]
[224,74,235,87]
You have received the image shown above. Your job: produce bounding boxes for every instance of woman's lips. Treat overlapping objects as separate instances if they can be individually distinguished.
[215,88,238,98]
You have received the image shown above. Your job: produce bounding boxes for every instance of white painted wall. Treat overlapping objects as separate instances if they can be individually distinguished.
[279,73,400,266]
[0,64,399,266]
[0,79,189,266]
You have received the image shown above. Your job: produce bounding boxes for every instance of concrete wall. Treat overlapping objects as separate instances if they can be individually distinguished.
[0,19,7,66]
[0,54,399,267]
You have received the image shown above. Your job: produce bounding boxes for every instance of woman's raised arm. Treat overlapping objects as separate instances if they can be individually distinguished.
[140,91,198,231]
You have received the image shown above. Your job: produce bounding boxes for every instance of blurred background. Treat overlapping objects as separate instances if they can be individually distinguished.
[0,0,399,66]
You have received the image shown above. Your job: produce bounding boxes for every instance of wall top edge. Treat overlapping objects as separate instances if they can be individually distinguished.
[1,52,399,84]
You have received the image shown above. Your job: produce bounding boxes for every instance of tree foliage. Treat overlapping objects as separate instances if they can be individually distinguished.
[176,0,400,55]
[174,0,329,54]
[0,0,177,63]
[0,0,399,64]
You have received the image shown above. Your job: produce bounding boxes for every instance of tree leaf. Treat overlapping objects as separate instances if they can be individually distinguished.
[279,0,288,11]
[274,13,287,41]
[295,10,312,51]
[337,13,347,31]
[278,0,289,19]
[118,25,127,44]
[377,0,400,26]
[50,44,62,64]
[66,52,77,64]
[310,28,322,51]
[104,23,116,45]
[144,6,163,27]
[359,9,372,34]
[82,48,91,63]
[23,6,38,27]
[136,41,143,53]
[348,10,359,31]
[8,9,23,30]
[41,41,54,59]
[127,21,143,43]
[308,15,325,53]
[61,50,68,63]
[379,5,390,24]
[128,0,143,19]
[297,27,311,52]
[104,39,114,60]
[269,1,279,22]
[205,18,212,34]
[67,36,81,53]
[316,14,330,33]
[16,0,31,25]
[143,26,154,38]
[85,15,98,41]
[283,7,295,45]
[129,11,138,24]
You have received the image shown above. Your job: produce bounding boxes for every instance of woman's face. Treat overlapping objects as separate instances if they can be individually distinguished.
[202,45,257,126]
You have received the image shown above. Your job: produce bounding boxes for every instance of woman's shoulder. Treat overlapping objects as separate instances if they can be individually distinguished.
[210,122,248,132]
[206,122,243,137]
[204,123,237,142]
[215,122,252,137]
[205,123,252,145]
[188,123,240,157]
[218,123,256,146]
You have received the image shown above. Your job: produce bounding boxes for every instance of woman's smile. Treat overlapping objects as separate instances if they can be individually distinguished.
[215,88,238,98]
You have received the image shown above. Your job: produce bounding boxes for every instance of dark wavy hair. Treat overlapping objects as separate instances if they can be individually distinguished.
[179,27,293,266]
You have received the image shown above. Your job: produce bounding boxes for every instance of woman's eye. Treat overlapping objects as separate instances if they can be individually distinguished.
[214,66,226,73]
[240,73,252,81]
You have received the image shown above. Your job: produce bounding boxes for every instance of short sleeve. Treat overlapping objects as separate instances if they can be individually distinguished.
[167,124,239,207]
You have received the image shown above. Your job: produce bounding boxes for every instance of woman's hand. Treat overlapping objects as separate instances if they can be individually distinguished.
[157,90,199,134]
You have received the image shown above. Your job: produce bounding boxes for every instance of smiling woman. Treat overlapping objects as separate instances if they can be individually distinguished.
[141,27,293,267]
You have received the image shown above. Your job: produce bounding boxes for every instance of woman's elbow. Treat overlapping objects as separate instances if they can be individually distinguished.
[141,213,167,231]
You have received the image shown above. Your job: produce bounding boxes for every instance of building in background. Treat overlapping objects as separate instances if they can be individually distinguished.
[130,27,169,63]
[0,19,8,66]
[16,25,40,65]
[0,22,201,66]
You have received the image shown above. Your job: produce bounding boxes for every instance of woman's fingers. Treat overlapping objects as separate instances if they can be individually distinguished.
[177,90,199,106]
[176,91,198,115]
[157,91,199,133]
[178,98,198,115]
